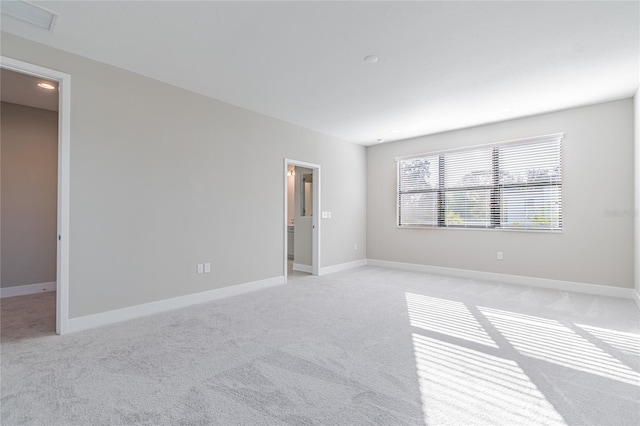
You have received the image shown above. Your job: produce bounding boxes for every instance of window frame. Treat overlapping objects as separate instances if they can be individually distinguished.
[396,133,563,232]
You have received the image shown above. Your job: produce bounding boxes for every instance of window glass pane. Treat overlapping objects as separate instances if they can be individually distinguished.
[399,156,439,192]
[444,148,492,188]
[500,186,561,229]
[499,141,561,185]
[444,190,490,227]
[396,134,562,231]
[399,192,437,226]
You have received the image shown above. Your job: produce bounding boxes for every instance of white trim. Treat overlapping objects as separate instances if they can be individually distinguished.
[0,56,71,335]
[313,166,321,276]
[293,263,313,273]
[366,259,637,300]
[283,159,321,283]
[283,161,289,281]
[67,276,285,334]
[0,282,56,298]
[319,259,367,276]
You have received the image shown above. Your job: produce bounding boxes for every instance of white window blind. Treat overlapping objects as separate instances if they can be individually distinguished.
[397,133,563,231]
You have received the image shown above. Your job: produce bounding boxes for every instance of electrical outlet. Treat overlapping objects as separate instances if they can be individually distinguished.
[204,262,211,273]
[354,243,358,251]
[197,263,204,274]
[497,251,503,260]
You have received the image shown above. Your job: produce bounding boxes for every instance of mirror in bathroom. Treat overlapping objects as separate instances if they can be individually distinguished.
[301,173,313,217]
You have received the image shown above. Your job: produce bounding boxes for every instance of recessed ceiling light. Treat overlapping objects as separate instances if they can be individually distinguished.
[364,55,378,63]
[37,82,56,90]
[388,129,399,134]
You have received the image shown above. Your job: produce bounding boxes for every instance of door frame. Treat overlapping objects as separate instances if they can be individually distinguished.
[283,159,320,281]
[1,56,71,335]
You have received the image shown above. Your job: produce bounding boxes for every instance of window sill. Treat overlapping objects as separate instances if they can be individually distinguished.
[396,225,562,234]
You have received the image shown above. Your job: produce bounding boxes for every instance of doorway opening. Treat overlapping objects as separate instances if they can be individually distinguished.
[1,57,71,335]
[283,159,320,282]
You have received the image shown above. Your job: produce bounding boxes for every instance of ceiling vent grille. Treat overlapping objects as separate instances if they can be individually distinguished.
[1,0,58,31]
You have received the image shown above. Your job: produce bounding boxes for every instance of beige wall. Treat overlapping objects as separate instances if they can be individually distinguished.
[1,33,367,318]
[1,102,58,288]
[368,99,635,288]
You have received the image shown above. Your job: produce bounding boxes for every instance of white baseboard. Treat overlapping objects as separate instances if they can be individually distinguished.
[293,263,312,273]
[67,276,285,333]
[366,259,637,300]
[0,281,56,298]
[319,259,367,276]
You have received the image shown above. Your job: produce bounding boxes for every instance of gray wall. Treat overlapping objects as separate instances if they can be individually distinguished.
[368,99,634,289]
[1,33,367,318]
[1,102,58,288]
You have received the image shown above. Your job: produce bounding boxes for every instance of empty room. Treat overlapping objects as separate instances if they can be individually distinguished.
[1,1,638,425]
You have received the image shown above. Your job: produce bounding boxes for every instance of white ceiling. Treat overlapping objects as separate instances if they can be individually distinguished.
[1,68,58,111]
[1,1,638,145]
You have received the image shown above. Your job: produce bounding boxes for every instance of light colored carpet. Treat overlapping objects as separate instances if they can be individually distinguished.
[1,266,639,425]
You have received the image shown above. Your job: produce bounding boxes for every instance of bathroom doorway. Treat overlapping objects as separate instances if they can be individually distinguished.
[283,159,320,282]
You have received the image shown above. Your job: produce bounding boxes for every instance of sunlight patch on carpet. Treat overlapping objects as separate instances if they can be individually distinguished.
[412,333,566,425]
[575,323,640,356]
[405,293,497,348]
[481,307,640,386]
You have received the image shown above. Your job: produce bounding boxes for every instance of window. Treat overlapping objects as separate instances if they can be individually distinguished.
[397,133,562,231]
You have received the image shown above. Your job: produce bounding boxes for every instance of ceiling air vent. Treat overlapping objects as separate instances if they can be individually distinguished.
[1,0,58,31]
